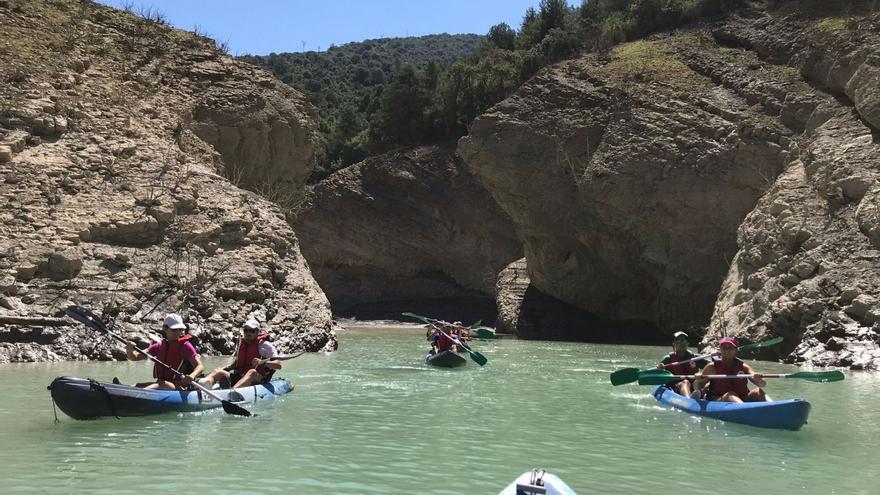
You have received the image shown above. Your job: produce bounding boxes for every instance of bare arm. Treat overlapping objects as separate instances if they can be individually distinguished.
[742,363,766,387]
[126,341,145,361]
[188,355,204,380]
[263,360,282,371]
[693,363,716,391]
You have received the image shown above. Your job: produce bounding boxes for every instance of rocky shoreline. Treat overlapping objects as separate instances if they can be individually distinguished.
[0,0,336,363]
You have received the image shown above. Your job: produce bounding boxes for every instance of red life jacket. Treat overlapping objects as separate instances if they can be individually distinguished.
[152,335,195,381]
[710,358,750,398]
[665,351,695,376]
[437,332,456,352]
[235,332,271,375]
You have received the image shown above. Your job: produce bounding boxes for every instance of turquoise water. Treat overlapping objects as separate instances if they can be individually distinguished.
[0,326,877,494]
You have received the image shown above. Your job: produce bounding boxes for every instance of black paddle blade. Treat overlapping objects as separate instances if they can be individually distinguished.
[64,306,109,333]
[221,400,252,417]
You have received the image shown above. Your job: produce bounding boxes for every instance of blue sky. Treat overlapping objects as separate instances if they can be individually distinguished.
[95,1,577,56]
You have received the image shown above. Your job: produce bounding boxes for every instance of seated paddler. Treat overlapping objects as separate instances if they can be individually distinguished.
[125,313,204,390]
[693,337,772,403]
[431,325,459,354]
[658,331,708,399]
[199,319,281,389]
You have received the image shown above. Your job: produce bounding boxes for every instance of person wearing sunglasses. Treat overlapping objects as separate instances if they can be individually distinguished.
[198,319,282,389]
[656,331,709,399]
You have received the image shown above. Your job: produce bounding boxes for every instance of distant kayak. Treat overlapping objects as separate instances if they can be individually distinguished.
[48,376,293,420]
[498,469,578,495]
[651,385,811,430]
[425,350,467,368]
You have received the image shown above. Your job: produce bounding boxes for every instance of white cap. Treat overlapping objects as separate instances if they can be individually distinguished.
[163,313,186,330]
[243,319,261,331]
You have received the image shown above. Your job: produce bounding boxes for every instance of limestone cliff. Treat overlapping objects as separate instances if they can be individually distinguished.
[0,0,335,362]
[292,144,522,320]
[461,6,880,368]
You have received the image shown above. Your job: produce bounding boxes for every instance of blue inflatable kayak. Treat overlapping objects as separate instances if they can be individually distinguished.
[425,350,467,368]
[651,385,811,430]
[498,469,578,495]
[48,376,293,420]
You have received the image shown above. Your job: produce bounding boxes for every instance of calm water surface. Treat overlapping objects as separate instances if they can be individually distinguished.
[0,326,877,494]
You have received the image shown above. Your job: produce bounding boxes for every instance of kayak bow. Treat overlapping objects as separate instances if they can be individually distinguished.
[498,469,578,495]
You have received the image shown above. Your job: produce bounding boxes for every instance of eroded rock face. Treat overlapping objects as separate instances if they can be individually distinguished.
[706,12,880,370]
[461,9,880,368]
[461,37,788,334]
[0,1,336,363]
[292,144,522,320]
[188,76,318,198]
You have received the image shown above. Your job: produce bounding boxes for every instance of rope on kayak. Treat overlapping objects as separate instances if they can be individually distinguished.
[48,393,60,424]
[89,379,119,419]
[46,380,60,423]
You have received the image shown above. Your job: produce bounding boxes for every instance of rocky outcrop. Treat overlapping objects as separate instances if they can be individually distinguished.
[0,0,335,363]
[188,75,319,199]
[706,12,880,369]
[460,7,880,368]
[292,144,522,320]
[461,37,788,334]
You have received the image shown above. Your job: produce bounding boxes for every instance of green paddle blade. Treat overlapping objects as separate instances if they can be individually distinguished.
[469,350,488,366]
[788,371,845,382]
[474,327,495,340]
[402,312,430,324]
[739,336,784,353]
[609,367,642,386]
[637,370,679,385]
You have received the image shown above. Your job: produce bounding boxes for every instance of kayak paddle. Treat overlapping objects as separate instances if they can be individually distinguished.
[65,305,252,417]
[263,352,305,362]
[609,337,785,386]
[402,312,488,366]
[473,327,496,340]
[637,369,845,385]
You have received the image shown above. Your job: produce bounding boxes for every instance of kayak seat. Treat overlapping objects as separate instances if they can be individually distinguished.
[515,484,547,495]
[515,469,547,494]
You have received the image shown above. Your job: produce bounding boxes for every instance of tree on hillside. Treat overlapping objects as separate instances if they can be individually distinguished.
[539,0,569,39]
[368,65,428,151]
[487,22,517,50]
[437,61,478,136]
[519,7,543,48]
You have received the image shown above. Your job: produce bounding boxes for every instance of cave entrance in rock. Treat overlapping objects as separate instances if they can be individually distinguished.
[330,295,499,325]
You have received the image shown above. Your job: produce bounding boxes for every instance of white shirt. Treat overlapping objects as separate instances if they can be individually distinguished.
[257,340,278,359]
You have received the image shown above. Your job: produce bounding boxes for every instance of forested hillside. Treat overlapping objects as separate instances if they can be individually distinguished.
[243,0,752,178]
[241,34,482,176]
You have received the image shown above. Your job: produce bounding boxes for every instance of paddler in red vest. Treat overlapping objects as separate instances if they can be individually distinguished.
[125,313,204,390]
[199,319,282,389]
[657,331,708,398]
[692,337,772,402]
[431,325,458,354]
